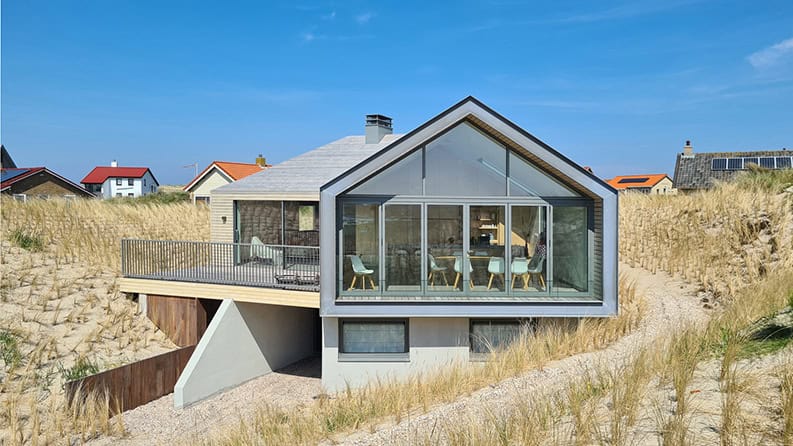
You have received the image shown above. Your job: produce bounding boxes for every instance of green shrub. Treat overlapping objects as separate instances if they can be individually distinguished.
[108,191,190,205]
[60,357,100,382]
[8,228,44,251]
[0,330,22,369]
[734,166,793,193]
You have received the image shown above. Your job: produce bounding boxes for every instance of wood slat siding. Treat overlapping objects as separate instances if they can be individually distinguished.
[65,345,196,415]
[593,200,604,300]
[121,278,320,309]
[210,195,234,243]
[147,295,207,347]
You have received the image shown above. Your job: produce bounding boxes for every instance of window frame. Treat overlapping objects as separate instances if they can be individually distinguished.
[115,178,122,186]
[338,318,410,362]
[469,318,533,356]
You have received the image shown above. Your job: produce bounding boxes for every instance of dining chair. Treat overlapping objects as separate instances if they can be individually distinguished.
[348,255,376,290]
[511,257,530,289]
[453,255,474,290]
[527,254,546,290]
[427,254,449,286]
[487,257,505,290]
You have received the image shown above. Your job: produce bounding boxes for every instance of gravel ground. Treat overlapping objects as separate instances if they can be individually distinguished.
[91,356,322,446]
[336,264,710,445]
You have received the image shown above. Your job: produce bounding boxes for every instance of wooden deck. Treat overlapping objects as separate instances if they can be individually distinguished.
[119,278,320,309]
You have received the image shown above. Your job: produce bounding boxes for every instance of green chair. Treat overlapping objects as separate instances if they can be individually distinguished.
[349,255,376,290]
[511,257,530,289]
[487,257,505,290]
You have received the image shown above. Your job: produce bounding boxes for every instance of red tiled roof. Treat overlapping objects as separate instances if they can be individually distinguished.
[183,161,267,191]
[81,167,153,184]
[606,174,670,189]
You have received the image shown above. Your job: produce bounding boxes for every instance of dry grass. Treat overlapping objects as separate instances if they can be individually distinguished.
[0,197,209,444]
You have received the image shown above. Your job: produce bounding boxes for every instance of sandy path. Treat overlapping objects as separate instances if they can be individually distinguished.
[91,357,322,446]
[337,264,709,445]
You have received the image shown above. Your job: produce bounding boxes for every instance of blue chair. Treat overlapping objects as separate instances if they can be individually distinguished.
[348,255,376,290]
[453,255,474,290]
[427,254,449,286]
[511,257,530,289]
[487,257,505,290]
[527,254,546,290]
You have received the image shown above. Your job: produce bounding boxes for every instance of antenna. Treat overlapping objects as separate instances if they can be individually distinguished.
[183,162,198,178]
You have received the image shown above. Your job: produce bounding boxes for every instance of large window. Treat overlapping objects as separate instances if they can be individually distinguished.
[342,202,380,292]
[340,320,408,354]
[552,206,590,292]
[236,201,282,245]
[337,121,595,300]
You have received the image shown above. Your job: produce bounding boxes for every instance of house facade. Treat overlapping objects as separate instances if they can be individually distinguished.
[81,162,159,198]
[1,167,94,200]
[673,141,792,193]
[183,158,268,204]
[118,97,618,406]
[606,174,676,195]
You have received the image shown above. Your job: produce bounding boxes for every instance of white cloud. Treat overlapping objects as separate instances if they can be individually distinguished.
[748,37,793,68]
[355,12,374,24]
[321,11,336,20]
[301,32,316,42]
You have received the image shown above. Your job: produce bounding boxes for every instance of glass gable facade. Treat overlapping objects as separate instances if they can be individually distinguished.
[337,121,595,300]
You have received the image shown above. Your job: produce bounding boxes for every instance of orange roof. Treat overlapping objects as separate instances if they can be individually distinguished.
[184,161,268,191]
[606,174,670,189]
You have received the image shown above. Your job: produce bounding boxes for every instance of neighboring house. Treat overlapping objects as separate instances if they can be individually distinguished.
[606,174,675,195]
[1,167,95,200]
[118,97,618,408]
[1,145,17,168]
[81,161,159,198]
[183,157,269,204]
[673,141,792,193]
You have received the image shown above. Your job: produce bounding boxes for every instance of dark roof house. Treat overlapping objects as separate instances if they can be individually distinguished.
[673,141,792,192]
[1,167,94,198]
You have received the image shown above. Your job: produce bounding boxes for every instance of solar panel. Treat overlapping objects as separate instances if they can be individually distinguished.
[743,157,759,168]
[711,158,727,170]
[727,158,743,170]
[0,169,31,183]
[617,177,650,184]
[759,157,776,169]
[777,157,792,169]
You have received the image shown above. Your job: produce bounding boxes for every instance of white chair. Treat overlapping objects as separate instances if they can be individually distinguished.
[453,255,474,290]
[511,257,530,289]
[250,236,282,266]
[348,255,376,290]
[487,257,505,290]
[427,254,449,286]
[527,254,546,289]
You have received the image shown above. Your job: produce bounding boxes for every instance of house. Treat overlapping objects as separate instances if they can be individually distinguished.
[673,141,792,193]
[606,174,675,195]
[2,167,95,200]
[81,161,159,198]
[118,97,618,407]
[183,157,269,204]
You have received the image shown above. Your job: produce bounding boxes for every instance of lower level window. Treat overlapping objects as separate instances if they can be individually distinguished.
[470,319,529,354]
[340,319,408,353]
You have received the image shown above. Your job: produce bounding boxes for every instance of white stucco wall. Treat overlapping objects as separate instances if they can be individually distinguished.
[174,299,316,408]
[321,317,470,392]
[99,171,158,198]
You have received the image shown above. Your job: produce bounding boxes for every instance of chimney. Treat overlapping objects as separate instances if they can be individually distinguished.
[683,140,693,157]
[365,114,393,144]
[255,154,267,167]
[111,160,118,167]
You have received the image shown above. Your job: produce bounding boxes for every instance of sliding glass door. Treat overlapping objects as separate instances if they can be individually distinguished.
[384,204,421,292]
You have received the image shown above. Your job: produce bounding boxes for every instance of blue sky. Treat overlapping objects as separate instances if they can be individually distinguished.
[3,0,793,185]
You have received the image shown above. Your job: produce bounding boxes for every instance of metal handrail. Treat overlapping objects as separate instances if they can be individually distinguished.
[121,239,320,292]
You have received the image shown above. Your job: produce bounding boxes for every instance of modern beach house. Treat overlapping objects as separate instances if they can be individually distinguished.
[119,97,618,407]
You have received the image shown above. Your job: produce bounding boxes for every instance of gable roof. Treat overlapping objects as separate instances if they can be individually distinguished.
[673,150,792,191]
[183,161,267,192]
[1,145,16,168]
[1,167,95,196]
[213,134,403,198]
[81,167,158,185]
[607,174,670,190]
[322,96,615,198]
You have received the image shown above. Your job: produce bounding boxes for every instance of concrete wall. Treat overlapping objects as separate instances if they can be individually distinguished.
[174,299,316,408]
[321,317,469,392]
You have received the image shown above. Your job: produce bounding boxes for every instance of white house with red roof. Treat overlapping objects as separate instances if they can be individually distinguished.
[81,161,159,199]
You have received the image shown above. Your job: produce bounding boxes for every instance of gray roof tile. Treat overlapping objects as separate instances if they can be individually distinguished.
[673,150,793,190]
[214,134,403,196]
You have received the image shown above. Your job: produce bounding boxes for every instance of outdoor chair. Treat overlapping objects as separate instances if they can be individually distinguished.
[348,255,376,290]
[453,255,474,290]
[487,257,505,290]
[250,236,282,266]
[427,254,449,286]
[511,257,530,289]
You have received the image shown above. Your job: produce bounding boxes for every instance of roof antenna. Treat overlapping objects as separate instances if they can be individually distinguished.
[183,162,198,178]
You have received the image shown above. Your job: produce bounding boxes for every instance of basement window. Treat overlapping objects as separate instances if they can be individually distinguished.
[470,319,533,355]
[339,319,409,362]
[12,194,26,202]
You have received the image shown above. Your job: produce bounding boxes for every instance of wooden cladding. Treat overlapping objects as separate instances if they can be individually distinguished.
[147,295,210,347]
[65,345,196,415]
